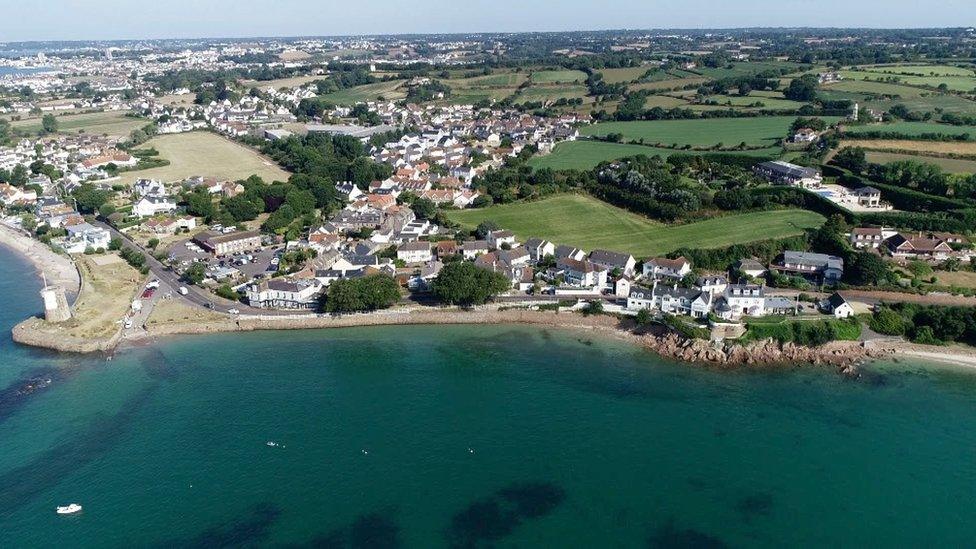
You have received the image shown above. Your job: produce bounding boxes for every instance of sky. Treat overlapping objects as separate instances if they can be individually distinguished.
[2,0,975,42]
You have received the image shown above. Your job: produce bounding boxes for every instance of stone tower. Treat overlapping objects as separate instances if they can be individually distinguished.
[40,275,71,323]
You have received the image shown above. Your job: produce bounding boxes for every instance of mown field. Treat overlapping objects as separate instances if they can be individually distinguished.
[530,70,587,84]
[863,151,976,173]
[446,194,825,257]
[515,85,588,103]
[320,80,406,104]
[9,110,147,137]
[582,116,840,148]
[527,140,781,171]
[838,70,976,93]
[599,66,651,84]
[120,131,290,186]
[242,75,322,89]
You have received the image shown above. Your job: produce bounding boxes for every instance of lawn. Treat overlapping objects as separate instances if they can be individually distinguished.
[446,72,527,88]
[527,140,782,171]
[445,194,825,257]
[530,70,587,84]
[864,151,976,174]
[860,64,976,77]
[582,116,840,148]
[644,95,690,109]
[694,61,811,80]
[242,75,322,89]
[119,131,290,186]
[320,80,406,104]
[630,77,708,92]
[10,110,148,137]
[837,71,976,93]
[703,94,809,110]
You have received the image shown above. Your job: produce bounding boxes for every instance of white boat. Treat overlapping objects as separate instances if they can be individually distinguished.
[56,503,82,515]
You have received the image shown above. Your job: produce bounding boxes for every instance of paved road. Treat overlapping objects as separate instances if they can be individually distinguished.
[94,221,617,318]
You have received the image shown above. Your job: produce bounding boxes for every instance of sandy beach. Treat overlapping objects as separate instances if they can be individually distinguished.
[0,221,80,298]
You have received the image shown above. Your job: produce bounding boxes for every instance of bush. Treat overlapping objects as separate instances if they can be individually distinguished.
[870,307,906,335]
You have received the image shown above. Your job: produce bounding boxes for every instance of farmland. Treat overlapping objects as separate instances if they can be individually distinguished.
[119,131,290,186]
[599,66,651,84]
[839,139,976,157]
[530,70,587,84]
[527,140,781,171]
[515,85,588,103]
[842,121,976,137]
[581,116,839,148]
[9,110,148,138]
[837,70,976,93]
[863,151,976,173]
[446,194,825,257]
[320,80,406,104]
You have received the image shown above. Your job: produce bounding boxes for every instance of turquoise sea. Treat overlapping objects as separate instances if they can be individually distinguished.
[3,244,976,547]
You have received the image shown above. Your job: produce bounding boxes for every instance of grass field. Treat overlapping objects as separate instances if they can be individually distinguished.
[31,255,142,340]
[861,64,976,77]
[9,110,147,137]
[644,95,690,108]
[320,80,406,104]
[120,132,290,186]
[446,194,825,257]
[446,72,527,88]
[630,77,709,92]
[515,85,588,103]
[599,66,651,84]
[242,75,322,89]
[840,139,976,157]
[825,79,926,97]
[530,70,587,84]
[843,121,976,137]
[527,140,782,171]
[838,70,976,93]
[582,116,839,148]
[864,151,976,173]
[703,94,809,110]
[694,61,810,80]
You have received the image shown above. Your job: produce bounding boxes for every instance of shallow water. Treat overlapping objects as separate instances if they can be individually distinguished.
[2,246,976,547]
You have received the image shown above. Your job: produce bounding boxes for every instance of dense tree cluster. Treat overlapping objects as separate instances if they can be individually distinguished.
[431,262,512,306]
[872,303,976,346]
[321,274,401,313]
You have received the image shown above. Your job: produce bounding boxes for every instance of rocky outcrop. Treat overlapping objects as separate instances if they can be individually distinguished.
[637,331,889,373]
[11,317,121,354]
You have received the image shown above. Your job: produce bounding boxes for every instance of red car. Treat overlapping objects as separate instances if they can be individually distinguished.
[141,288,155,299]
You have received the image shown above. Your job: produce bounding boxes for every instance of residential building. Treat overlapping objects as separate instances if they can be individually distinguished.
[588,249,636,277]
[461,240,489,259]
[823,292,855,319]
[397,241,433,263]
[753,160,822,188]
[772,251,844,283]
[193,230,262,256]
[487,229,517,249]
[246,278,322,309]
[557,257,607,288]
[643,256,692,280]
[133,196,177,217]
[524,238,555,262]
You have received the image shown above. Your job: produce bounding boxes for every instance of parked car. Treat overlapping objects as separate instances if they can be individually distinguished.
[228,308,240,315]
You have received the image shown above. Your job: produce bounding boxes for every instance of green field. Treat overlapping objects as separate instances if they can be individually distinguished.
[694,61,811,80]
[582,116,840,148]
[446,194,825,257]
[864,151,976,174]
[515,85,588,103]
[703,94,809,110]
[631,77,708,92]
[9,110,147,137]
[860,64,976,77]
[644,95,691,109]
[119,131,290,186]
[599,66,651,84]
[826,78,927,97]
[838,70,976,93]
[527,140,781,171]
[320,80,406,104]
[530,70,587,84]
[445,72,527,88]
[843,121,976,137]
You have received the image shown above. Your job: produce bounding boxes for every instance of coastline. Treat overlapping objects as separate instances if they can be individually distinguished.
[0,222,80,298]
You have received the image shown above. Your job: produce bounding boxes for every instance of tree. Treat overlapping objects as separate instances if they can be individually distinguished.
[183,263,206,285]
[322,274,400,313]
[870,308,906,336]
[108,237,123,251]
[41,113,58,134]
[147,237,160,250]
[185,192,215,219]
[222,195,261,222]
[635,308,652,326]
[475,220,499,240]
[833,147,867,174]
[285,189,316,216]
[784,74,819,102]
[845,252,892,286]
[72,184,112,214]
[431,262,511,306]
[410,197,437,220]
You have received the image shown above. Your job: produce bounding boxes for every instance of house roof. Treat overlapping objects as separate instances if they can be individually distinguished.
[589,249,634,267]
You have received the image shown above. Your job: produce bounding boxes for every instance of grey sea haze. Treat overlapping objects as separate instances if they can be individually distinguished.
[3,244,976,547]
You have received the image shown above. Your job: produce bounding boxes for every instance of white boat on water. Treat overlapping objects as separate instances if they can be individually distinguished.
[56,503,82,515]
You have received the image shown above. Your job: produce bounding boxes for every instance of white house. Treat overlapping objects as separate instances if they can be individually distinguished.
[487,230,517,250]
[524,238,555,262]
[397,241,433,263]
[133,178,167,198]
[824,292,855,319]
[643,256,692,280]
[133,196,177,217]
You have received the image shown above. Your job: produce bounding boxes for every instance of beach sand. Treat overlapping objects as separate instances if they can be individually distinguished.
[0,222,80,299]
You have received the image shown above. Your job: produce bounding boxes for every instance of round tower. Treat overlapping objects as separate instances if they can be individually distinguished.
[40,282,71,323]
